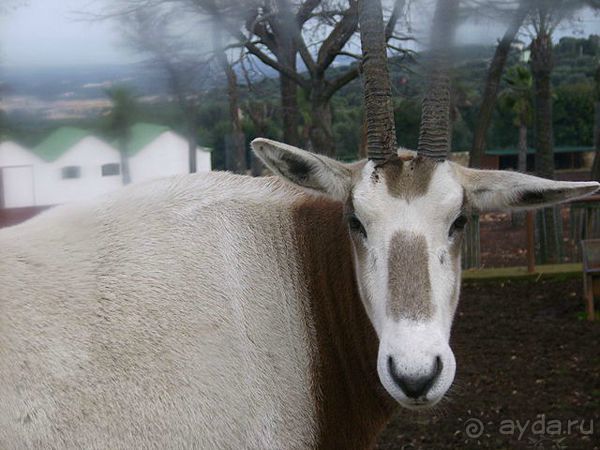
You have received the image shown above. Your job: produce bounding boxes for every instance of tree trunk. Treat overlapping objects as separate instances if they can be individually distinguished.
[188,132,198,174]
[593,102,600,181]
[308,87,335,157]
[214,25,246,174]
[358,0,397,159]
[531,32,560,263]
[276,25,301,148]
[245,102,269,176]
[593,64,600,181]
[518,122,528,173]
[417,0,459,160]
[469,5,527,168]
[280,74,300,147]
[592,151,600,182]
[513,122,528,227]
[185,108,198,173]
[224,65,246,174]
[531,34,555,180]
[118,138,131,185]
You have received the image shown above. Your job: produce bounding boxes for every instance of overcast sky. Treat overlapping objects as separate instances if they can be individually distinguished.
[0,0,599,68]
[0,0,137,66]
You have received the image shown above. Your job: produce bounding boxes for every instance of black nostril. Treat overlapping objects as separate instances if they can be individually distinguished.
[388,355,443,399]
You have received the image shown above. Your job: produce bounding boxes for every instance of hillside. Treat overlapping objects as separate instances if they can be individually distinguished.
[2,35,599,168]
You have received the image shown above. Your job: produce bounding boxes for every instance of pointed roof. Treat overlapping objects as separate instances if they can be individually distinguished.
[33,127,90,161]
[116,123,211,156]
[119,123,170,156]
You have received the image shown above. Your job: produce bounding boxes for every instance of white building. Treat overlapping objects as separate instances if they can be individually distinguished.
[126,124,212,183]
[0,141,42,208]
[0,124,211,209]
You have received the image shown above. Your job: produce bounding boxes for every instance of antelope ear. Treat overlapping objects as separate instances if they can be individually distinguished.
[455,165,600,212]
[251,138,352,201]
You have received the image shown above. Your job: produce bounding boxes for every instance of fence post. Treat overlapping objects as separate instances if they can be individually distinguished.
[462,215,481,269]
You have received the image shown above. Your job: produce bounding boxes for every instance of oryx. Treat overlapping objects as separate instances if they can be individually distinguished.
[0,138,597,449]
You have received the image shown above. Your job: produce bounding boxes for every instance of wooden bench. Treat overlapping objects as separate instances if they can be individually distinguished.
[581,239,600,321]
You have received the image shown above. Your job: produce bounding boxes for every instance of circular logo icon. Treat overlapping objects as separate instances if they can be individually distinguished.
[465,418,485,439]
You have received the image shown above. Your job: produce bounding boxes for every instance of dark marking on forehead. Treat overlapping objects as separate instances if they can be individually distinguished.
[387,232,433,321]
[375,155,437,200]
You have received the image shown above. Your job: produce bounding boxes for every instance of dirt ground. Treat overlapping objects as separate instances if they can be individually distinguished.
[478,208,578,268]
[376,278,599,449]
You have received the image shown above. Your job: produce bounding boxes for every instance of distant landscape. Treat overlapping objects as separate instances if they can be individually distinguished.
[2,36,599,169]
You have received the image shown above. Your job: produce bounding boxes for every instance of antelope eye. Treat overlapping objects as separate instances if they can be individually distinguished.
[449,214,467,236]
[348,214,367,238]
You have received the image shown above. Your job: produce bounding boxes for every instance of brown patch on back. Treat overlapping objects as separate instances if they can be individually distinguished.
[387,232,434,321]
[291,197,395,449]
[377,155,437,200]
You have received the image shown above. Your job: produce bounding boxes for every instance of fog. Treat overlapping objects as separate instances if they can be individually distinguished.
[2,1,598,68]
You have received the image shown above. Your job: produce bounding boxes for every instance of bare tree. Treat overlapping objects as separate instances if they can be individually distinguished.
[189,0,408,156]
[123,8,212,173]
[213,23,247,174]
[102,0,409,156]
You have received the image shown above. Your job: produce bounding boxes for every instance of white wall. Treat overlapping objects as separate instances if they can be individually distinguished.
[0,141,43,207]
[34,136,123,206]
[129,131,211,183]
[0,141,42,167]
[2,166,35,208]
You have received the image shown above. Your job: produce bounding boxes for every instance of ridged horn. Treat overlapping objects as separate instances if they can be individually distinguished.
[358,0,397,161]
[416,0,459,162]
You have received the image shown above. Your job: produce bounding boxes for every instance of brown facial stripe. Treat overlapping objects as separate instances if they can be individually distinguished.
[376,155,437,200]
[291,196,395,449]
[387,232,434,321]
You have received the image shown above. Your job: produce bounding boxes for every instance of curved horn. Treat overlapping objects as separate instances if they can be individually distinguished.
[417,0,459,162]
[359,0,397,161]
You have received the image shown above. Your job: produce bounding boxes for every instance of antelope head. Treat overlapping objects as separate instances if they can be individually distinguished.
[252,138,599,410]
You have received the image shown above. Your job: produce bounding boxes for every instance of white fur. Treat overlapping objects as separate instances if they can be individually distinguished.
[0,173,320,449]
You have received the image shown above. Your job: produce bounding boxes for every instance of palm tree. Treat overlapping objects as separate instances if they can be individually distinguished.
[500,65,534,174]
[105,86,138,185]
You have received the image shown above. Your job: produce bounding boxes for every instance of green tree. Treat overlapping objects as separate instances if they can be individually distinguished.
[554,82,594,146]
[105,86,138,185]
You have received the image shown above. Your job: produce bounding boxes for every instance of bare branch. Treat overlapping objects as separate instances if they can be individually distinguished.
[316,0,359,74]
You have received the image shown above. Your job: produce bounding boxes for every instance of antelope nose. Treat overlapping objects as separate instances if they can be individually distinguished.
[388,355,443,399]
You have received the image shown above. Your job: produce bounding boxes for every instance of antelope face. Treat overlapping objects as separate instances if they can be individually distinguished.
[348,156,462,409]
[252,138,599,410]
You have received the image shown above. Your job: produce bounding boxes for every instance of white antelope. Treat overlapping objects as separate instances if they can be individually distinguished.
[0,138,598,449]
